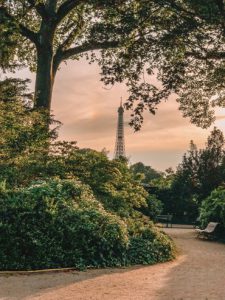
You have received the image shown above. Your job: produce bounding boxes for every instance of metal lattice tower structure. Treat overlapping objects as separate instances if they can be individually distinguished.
[114,99,126,159]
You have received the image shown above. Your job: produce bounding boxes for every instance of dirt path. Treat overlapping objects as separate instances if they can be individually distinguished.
[1,228,225,300]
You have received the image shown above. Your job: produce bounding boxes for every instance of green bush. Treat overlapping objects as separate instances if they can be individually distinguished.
[0,179,128,270]
[140,194,163,221]
[0,79,175,271]
[0,178,175,270]
[199,187,225,233]
[128,231,175,265]
[126,218,175,264]
[45,149,148,218]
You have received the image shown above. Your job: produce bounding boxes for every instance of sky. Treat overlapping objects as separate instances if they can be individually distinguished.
[17,58,225,171]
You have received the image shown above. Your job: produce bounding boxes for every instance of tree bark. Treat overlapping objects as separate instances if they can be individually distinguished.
[34,15,56,111]
[34,49,55,110]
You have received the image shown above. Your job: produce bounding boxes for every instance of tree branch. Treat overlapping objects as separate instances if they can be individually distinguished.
[62,40,120,60]
[185,50,225,60]
[53,40,120,73]
[163,0,197,19]
[45,0,57,13]
[26,0,47,18]
[56,13,84,51]
[19,24,39,45]
[56,0,84,24]
[0,6,39,46]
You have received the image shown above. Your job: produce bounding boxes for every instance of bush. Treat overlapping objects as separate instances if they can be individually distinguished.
[0,179,128,270]
[49,149,148,218]
[0,178,175,270]
[128,231,175,265]
[126,218,175,264]
[199,187,225,234]
[140,194,163,221]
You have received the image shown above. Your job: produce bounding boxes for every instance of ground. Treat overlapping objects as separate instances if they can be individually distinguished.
[1,227,225,300]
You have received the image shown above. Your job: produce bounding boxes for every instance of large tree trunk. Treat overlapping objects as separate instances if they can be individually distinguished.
[34,49,55,110]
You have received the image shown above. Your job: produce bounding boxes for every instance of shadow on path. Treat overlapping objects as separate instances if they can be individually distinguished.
[1,229,225,299]
[156,228,225,300]
[0,265,150,300]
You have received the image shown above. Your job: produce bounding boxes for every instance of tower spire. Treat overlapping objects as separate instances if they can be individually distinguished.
[114,99,126,159]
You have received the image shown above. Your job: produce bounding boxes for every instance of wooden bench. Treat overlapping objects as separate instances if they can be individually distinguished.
[195,222,219,239]
[156,214,173,228]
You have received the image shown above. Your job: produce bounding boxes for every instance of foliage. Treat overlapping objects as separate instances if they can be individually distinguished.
[1,1,225,129]
[0,78,60,186]
[101,0,225,129]
[0,75,176,271]
[147,128,225,223]
[170,127,225,221]
[141,194,163,222]
[0,178,175,270]
[1,142,148,218]
[0,81,148,218]
[199,187,225,232]
[130,162,162,184]
[58,150,148,218]
[0,77,32,103]
[0,179,129,270]
[148,168,176,217]
[128,226,175,265]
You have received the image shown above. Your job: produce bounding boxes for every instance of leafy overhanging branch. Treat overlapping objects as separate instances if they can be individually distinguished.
[56,0,84,24]
[2,0,225,130]
[0,6,39,45]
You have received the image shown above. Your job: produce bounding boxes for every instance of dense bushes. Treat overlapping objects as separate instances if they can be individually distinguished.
[0,79,175,270]
[140,194,163,221]
[0,179,175,270]
[0,179,129,270]
[199,187,225,234]
[128,232,174,265]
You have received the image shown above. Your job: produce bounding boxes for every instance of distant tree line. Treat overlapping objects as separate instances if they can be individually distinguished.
[131,127,225,233]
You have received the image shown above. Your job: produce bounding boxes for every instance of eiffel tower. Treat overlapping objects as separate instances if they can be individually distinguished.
[114,99,126,159]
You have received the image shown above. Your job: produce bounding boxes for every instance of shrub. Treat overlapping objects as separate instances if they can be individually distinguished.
[0,179,128,270]
[128,231,175,265]
[199,187,225,233]
[126,218,175,264]
[0,178,175,270]
[140,194,163,221]
[41,148,148,218]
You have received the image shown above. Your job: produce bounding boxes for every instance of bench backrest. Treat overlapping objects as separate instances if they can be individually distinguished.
[205,222,219,233]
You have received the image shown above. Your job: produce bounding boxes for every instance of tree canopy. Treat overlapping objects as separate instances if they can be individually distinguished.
[1,0,225,129]
[130,162,162,184]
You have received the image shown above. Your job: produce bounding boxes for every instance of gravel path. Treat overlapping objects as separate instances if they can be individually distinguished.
[1,228,225,300]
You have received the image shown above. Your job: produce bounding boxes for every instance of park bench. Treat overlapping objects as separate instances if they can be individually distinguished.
[195,222,219,239]
[156,214,173,228]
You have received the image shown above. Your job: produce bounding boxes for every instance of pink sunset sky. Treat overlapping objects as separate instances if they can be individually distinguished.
[18,58,225,171]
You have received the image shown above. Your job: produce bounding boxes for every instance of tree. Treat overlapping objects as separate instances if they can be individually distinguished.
[0,78,60,186]
[149,168,176,218]
[99,0,225,129]
[197,127,225,198]
[45,148,148,218]
[171,127,225,221]
[0,0,146,112]
[173,141,200,201]
[130,162,162,184]
[1,1,225,129]
[199,187,225,233]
